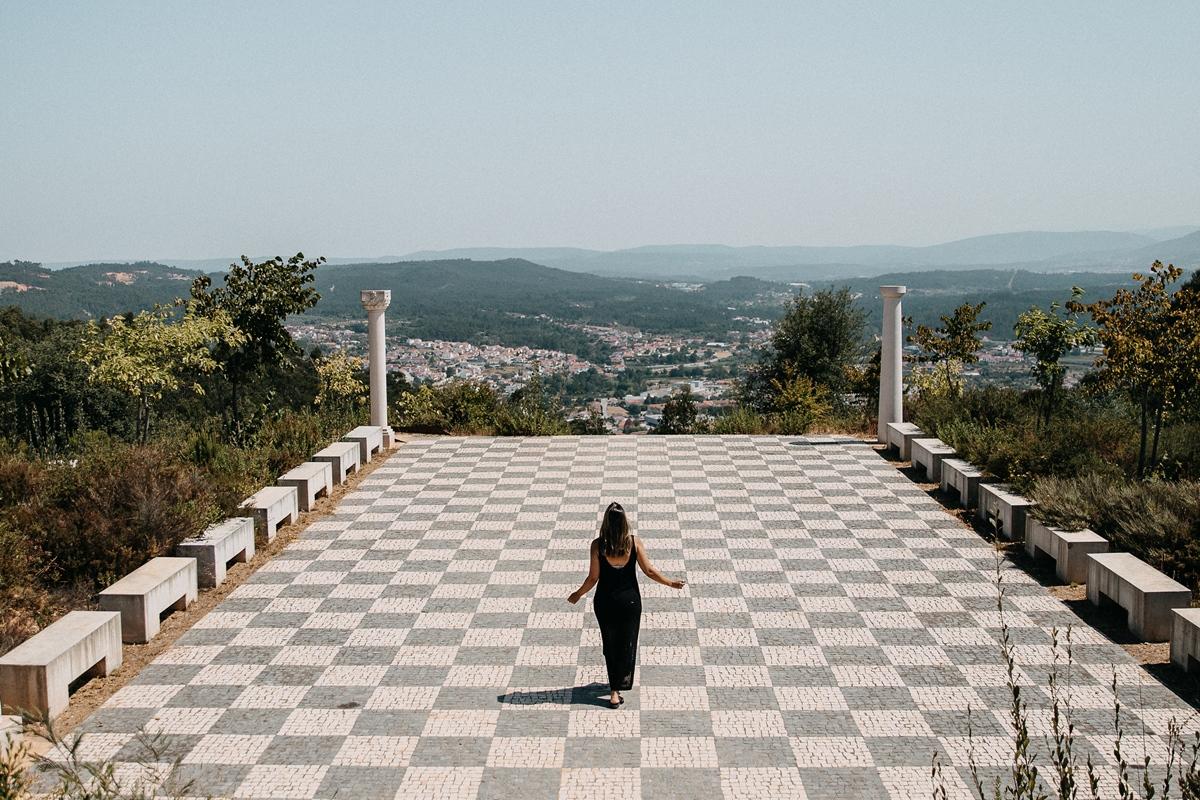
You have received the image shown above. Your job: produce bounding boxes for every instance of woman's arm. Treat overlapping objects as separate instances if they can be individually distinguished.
[567,540,601,604]
[636,540,686,589]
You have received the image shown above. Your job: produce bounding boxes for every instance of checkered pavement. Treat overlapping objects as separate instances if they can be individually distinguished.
[47,436,1197,798]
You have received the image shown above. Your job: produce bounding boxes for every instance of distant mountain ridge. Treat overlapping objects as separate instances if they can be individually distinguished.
[33,226,1200,281]
[402,229,1200,280]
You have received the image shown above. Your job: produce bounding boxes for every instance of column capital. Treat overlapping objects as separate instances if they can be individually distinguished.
[361,289,392,311]
[880,285,907,299]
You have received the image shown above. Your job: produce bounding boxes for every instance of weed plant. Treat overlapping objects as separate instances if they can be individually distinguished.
[938,555,1200,798]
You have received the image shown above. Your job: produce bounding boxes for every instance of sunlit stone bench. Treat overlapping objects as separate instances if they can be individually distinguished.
[911,437,956,482]
[977,483,1035,541]
[1025,518,1108,584]
[176,518,255,588]
[940,458,984,508]
[278,461,333,512]
[0,611,122,718]
[98,557,198,644]
[1170,608,1200,672]
[885,422,924,461]
[343,425,384,464]
[313,440,360,485]
[1087,552,1191,642]
[241,485,297,541]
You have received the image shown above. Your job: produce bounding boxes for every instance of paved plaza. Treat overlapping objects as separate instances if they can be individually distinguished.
[55,436,1196,798]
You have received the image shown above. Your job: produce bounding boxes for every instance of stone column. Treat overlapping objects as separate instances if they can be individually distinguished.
[877,285,907,443]
[361,290,392,439]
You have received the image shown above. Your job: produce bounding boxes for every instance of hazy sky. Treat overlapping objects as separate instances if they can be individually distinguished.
[3,2,1199,262]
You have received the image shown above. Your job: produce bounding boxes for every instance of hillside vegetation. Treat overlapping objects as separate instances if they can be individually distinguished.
[6,259,1197,360]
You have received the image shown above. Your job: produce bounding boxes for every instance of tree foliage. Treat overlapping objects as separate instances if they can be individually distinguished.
[496,368,570,436]
[314,350,367,414]
[79,303,243,443]
[658,385,701,434]
[909,301,992,396]
[767,369,832,434]
[1073,262,1200,478]
[1013,289,1097,428]
[741,288,865,411]
[0,311,129,451]
[190,253,323,436]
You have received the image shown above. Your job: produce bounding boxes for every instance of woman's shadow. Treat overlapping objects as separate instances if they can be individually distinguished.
[497,683,614,708]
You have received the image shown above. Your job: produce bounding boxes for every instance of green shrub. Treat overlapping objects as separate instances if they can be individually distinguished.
[392,382,503,435]
[15,435,219,590]
[0,447,47,508]
[1031,473,1200,592]
[710,407,770,434]
[0,520,57,654]
[914,386,1138,492]
[910,384,1028,438]
[179,425,265,516]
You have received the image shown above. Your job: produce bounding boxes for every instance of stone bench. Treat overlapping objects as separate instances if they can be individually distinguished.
[176,517,256,588]
[940,458,984,508]
[1170,608,1200,673]
[343,425,384,464]
[911,437,956,482]
[241,485,297,541]
[1087,552,1191,642]
[98,557,198,644]
[977,483,1035,541]
[313,440,360,484]
[278,461,333,512]
[0,611,122,718]
[1024,518,1108,584]
[884,422,924,461]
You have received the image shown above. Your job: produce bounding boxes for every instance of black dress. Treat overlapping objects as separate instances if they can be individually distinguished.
[593,536,642,691]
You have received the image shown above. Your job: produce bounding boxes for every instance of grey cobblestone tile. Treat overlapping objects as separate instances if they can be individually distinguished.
[60,436,1197,799]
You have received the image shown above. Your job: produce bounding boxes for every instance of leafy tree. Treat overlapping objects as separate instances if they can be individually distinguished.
[741,288,865,411]
[392,380,502,434]
[658,385,701,434]
[1074,262,1200,478]
[497,368,569,435]
[845,344,881,428]
[190,253,323,436]
[314,350,367,414]
[768,369,832,434]
[0,333,30,386]
[1013,289,1097,429]
[0,312,128,451]
[80,302,244,443]
[909,302,991,395]
[569,409,609,435]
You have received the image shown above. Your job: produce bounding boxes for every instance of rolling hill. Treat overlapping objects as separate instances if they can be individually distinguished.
[0,261,208,318]
[403,229,1196,280]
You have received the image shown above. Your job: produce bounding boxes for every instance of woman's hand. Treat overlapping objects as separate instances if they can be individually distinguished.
[668,579,686,590]
[567,591,581,604]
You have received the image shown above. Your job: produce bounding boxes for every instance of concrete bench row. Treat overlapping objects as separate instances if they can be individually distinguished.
[239,426,383,540]
[0,426,393,723]
[885,421,1200,664]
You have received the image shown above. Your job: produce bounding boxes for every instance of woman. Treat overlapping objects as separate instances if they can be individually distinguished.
[567,502,687,708]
